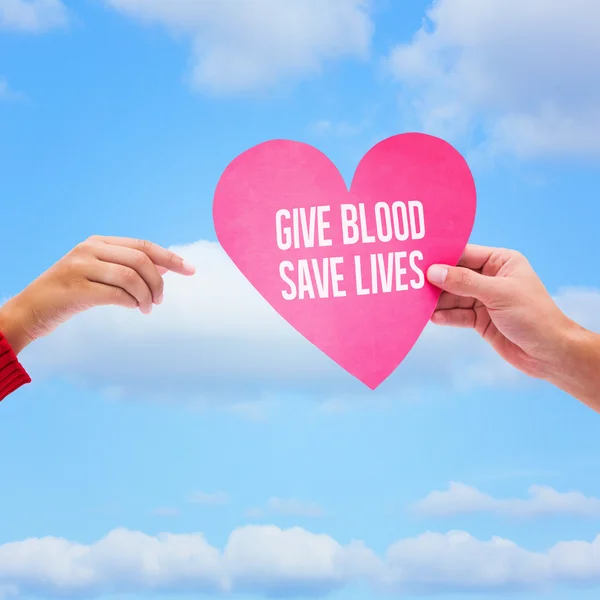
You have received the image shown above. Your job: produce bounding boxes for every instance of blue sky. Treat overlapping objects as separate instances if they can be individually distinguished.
[1,0,600,599]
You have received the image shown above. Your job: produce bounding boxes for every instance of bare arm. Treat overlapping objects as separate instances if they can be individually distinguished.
[0,235,195,400]
[547,324,600,411]
[427,244,600,412]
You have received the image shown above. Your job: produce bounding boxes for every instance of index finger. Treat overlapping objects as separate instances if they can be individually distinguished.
[457,244,497,270]
[93,236,196,275]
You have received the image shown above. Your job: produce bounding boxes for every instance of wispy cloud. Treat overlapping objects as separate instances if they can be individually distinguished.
[386,0,600,158]
[309,118,371,138]
[0,0,68,33]
[103,0,373,94]
[413,482,600,518]
[0,80,26,102]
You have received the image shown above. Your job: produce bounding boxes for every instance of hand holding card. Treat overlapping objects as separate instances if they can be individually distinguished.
[213,133,477,388]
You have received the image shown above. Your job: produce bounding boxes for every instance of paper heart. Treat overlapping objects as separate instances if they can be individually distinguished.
[213,133,476,389]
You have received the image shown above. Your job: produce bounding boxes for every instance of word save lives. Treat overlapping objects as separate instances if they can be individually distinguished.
[276,201,426,300]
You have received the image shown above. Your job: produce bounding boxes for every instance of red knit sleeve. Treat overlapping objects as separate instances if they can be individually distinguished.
[0,333,31,401]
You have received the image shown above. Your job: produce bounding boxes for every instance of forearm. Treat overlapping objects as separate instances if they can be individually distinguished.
[547,320,600,412]
[0,297,32,401]
[0,294,34,355]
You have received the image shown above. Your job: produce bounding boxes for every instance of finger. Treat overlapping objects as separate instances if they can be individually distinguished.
[157,266,168,276]
[83,282,139,310]
[457,244,497,270]
[85,261,154,314]
[427,264,505,304]
[436,291,475,310]
[91,236,195,275]
[91,243,165,305]
[431,308,476,328]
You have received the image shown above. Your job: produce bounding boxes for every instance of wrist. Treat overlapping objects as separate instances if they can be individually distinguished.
[0,294,35,355]
[545,318,600,410]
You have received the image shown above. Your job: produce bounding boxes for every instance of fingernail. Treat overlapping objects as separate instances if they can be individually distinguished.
[183,260,196,274]
[427,265,448,285]
[156,293,164,305]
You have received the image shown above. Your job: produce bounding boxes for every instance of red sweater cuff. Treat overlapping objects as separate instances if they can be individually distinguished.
[0,333,31,401]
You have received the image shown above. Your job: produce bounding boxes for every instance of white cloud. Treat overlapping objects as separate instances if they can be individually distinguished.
[413,482,600,518]
[188,491,230,506]
[383,531,551,593]
[19,240,600,403]
[0,79,28,102]
[103,0,373,94]
[387,0,600,158]
[3,525,600,596]
[554,287,600,334]
[0,1,68,99]
[0,0,67,32]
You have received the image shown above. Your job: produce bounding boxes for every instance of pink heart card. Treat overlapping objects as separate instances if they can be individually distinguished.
[213,133,476,389]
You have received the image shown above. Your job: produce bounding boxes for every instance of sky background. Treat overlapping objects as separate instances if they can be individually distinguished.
[1,0,600,599]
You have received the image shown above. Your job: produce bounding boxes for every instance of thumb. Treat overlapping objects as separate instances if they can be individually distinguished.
[427,264,503,303]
